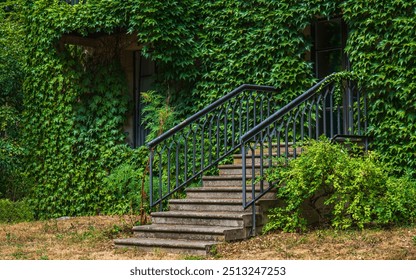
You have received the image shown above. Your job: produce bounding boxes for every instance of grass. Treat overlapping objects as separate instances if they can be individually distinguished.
[0,215,415,260]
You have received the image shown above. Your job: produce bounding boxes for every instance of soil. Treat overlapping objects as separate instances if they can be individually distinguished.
[0,215,415,260]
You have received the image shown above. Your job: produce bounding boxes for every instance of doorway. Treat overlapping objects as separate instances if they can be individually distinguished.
[132,51,156,147]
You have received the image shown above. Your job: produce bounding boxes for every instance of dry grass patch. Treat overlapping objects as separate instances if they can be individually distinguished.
[214,228,416,260]
[1,216,415,260]
[0,215,181,260]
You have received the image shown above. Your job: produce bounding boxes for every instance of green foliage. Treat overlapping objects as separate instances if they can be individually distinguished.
[342,0,416,177]
[7,0,416,218]
[264,139,416,233]
[0,0,27,201]
[0,199,34,223]
[101,147,148,215]
[21,1,137,217]
[193,1,327,105]
[141,90,177,142]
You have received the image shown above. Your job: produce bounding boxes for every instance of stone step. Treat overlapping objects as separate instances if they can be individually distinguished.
[218,164,264,176]
[114,237,218,256]
[202,175,270,187]
[150,211,262,227]
[248,145,302,156]
[185,186,276,200]
[169,198,251,212]
[233,153,289,165]
[169,198,277,213]
[132,224,247,242]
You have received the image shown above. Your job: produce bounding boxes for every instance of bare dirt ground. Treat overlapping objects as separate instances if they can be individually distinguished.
[1,215,415,260]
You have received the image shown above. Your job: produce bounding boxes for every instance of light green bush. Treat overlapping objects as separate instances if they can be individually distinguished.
[264,139,416,233]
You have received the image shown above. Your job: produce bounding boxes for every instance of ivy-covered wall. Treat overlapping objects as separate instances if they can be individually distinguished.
[0,0,25,200]
[22,0,137,217]
[342,0,416,176]
[21,0,416,218]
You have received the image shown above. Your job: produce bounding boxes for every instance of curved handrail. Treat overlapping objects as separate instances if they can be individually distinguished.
[147,84,277,148]
[148,83,279,210]
[241,75,333,143]
[240,73,368,235]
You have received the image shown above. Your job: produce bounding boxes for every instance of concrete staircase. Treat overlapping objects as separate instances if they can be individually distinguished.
[113,148,284,256]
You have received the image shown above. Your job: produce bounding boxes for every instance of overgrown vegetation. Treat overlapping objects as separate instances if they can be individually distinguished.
[264,139,416,233]
[342,0,416,177]
[0,0,27,202]
[0,0,414,220]
[0,199,34,223]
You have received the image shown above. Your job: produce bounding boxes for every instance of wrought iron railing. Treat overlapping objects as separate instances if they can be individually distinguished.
[148,84,279,210]
[147,73,368,235]
[241,73,368,234]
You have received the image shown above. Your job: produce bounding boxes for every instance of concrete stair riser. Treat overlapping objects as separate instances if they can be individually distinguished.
[134,230,226,242]
[151,216,244,227]
[132,225,249,241]
[233,154,291,165]
[218,165,266,176]
[248,147,302,156]
[185,188,276,200]
[151,212,262,227]
[114,238,216,256]
[168,199,273,213]
[202,176,271,188]
[169,203,248,212]
[115,245,209,256]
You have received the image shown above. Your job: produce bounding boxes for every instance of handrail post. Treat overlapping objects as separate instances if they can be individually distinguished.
[251,204,256,237]
[242,145,247,209]
[149,148,154,208]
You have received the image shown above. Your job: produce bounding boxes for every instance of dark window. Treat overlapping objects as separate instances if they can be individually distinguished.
[312,18,348,79]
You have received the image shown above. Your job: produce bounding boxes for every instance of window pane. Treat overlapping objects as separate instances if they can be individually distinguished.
[315,19,342,50]
[316,50,342,78]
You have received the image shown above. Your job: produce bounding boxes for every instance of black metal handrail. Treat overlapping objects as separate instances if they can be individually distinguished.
[148,84,279,210]
[241,73,368,235]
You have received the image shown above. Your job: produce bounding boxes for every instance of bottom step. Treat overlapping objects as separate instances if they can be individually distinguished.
[133,224,249,241]
[114,238,218,256]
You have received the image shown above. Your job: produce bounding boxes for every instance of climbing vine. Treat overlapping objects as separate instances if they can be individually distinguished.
[14,0,416,218]
[342,0,416,177]
[0,0,26,201]
[21,0,134,218]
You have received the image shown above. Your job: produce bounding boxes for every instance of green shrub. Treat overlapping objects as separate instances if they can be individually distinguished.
[0,199,34,224]
[264,139,416,233]
[100,147,149,215]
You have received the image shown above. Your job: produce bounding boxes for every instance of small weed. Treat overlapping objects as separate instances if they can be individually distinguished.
[152,248,165,258]
[11,249,28,260]
[4,232,18,245]
[294,236,308,245]
[275,246,295,259]
[183,255,204,260]
[39,255,49,260]
[104,224,131,239]
[42,221,59,234]
[412,236,416,246]
[5,232,12,243]
[361,235,382,246]
[209,245,221,258]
